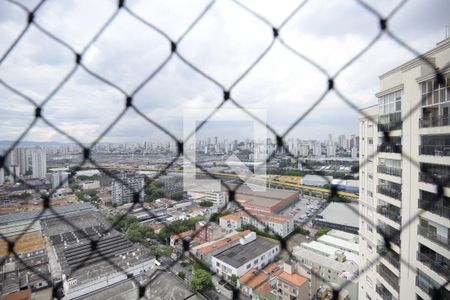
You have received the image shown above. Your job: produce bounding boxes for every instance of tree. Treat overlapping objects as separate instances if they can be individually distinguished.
[314,228,330,239]
[230,274,238,287]
[199,201,213,207]
[157,216,204,241]
[171,191,184,201]
[209,209,232,224]
[178,272,186,280]
[149,245,173,259]
[190,269,213,292]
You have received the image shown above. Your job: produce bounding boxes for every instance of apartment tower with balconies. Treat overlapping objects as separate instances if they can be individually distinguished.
[359,38,450,300]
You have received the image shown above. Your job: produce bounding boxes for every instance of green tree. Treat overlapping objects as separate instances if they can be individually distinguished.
[230,274,238,287]
[157,216,204,241]
[149,244,173,259]
[199,201,213,207]
[178,272,186,280]
[314,228,330,239]
[190,269,213,292]
[171,191,184,201]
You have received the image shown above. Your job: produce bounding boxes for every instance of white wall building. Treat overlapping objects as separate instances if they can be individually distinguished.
[31,149,47,179]
[211,232,280,280]
[359,38,450,300]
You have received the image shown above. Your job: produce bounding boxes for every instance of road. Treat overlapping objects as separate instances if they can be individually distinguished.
[72,165,359,200]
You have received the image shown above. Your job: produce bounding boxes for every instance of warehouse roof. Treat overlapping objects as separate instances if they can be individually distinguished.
[214,237,279,268]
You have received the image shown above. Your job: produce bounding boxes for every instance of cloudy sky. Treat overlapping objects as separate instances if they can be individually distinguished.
[0,0,449,145]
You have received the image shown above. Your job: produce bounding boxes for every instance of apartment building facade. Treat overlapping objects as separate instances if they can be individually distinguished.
[359,38,450,300]
[111,173,145,204]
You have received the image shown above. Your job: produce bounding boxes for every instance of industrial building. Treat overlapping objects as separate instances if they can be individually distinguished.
[232,184,300,214]
[41,210,155,299]
[313,202,359,234]
[0,221,51,297]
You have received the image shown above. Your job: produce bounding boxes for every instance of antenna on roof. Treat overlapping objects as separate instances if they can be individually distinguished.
[446,25,450,39]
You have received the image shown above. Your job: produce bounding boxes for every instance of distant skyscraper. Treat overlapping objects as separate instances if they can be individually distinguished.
[326,144,336,157]
[338,134,346,148]
[9,165,19,184]
[31,149,47,179]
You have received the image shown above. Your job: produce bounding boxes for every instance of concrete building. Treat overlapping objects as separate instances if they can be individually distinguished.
[359,38,450,300]
[31,149,46,179]
[157,175,183,197]
[232,185,299,214]
[292,230,360,300]
[0,168,4,185]
[313,203,359,234]
[190,230,252,263]
[49,171,69,189]
[194,221,225,243]
[111,173,145,204]
[211,232,280,280]
[274,262,309,300]
[220,210,294,238]
[80,180,100,190]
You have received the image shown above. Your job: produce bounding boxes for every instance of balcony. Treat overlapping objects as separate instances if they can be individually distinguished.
[377,165,402,177]
[377,205,401,224]
[418,225,449,249]
[377,185,402,200]
[377,225,400,247]
[378,112,402,132]
[419,145,450,157]
[419,115,450,128]
[376,284,394,300]
[418,198,450,219]
[377,263,399,292]
[377,245,400,269]
[378,144,402,154]
[417,252,450,279]
[419,172,450,187]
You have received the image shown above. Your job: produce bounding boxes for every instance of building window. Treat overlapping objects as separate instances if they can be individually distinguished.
[246,263,251,269]
[216,262,220,267]
[421,75,449,106]
[379,90,402,115]
[366,276,373,288]
[368,245,373,253]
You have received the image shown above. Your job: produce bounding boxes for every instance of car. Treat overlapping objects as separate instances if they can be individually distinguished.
[216,287,221,293]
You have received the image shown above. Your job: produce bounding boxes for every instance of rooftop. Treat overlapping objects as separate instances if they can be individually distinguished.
[277,271,308,287]
[0,203,94,225]
[239,268,269,289]
[194,230,251,255]
[293,248,358,281]
[317,235,359,254]
[214,237,279,268]
[228,184,299,208]
[315,202,359,229]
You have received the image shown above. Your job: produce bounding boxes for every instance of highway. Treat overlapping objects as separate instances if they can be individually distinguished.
[75,164,358,200]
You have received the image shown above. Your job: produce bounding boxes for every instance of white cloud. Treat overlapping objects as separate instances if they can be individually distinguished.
[0,0,448,143]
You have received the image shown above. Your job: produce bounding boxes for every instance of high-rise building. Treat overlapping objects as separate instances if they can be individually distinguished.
[338,134,346,149]
[359,38,450,300]
[326,144,336,157]
[31,149,47,179]
[111,173,145,204]
[49,171,69,189]
[0,168,4,185]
